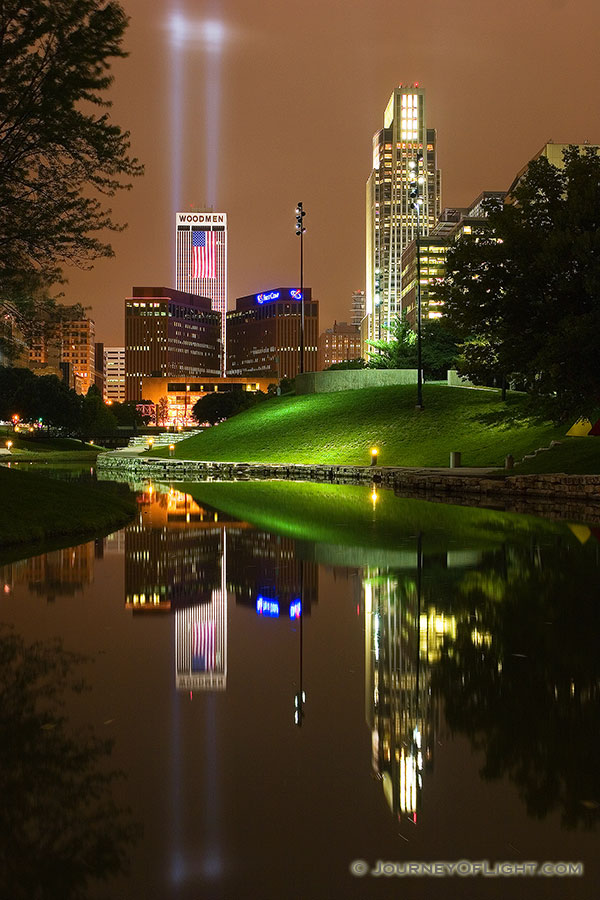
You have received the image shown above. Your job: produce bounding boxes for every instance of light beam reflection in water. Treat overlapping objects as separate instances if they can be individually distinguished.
[1,482,599,900]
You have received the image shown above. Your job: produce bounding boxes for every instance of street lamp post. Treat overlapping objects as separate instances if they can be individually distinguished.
[184,383,190,426]
[409,154,424,411]
[295,202,306,374]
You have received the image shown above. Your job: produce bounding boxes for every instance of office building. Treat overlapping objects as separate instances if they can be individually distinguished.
[365,85,441,353]
[227,287,318,379]
[125,286,221,402]
[175,211,228,372]
[318,321,361,370]
[400,192,506,327]
[399,236,447,328]
[103,346,126,403]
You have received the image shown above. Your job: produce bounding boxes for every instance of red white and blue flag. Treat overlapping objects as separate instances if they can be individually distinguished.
[192,230,216,279]
[192,621,216,671]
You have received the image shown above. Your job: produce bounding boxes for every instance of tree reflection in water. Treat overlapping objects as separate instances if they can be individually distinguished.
[433,540,600,829]
[0,625,139,899]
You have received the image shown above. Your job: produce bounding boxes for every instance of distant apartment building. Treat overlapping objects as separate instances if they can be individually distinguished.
[103,346,126,403]
[226,288,318,379]
[27,306,100,394]
[318,322,361,370]
[125,286,221,402]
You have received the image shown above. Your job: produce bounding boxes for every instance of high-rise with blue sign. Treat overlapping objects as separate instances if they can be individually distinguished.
[226,288,318,379]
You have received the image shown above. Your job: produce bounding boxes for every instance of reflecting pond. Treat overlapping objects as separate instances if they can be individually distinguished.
[1,481,599,899]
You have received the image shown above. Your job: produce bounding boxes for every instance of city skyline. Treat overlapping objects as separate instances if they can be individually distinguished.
[57,0,600,346]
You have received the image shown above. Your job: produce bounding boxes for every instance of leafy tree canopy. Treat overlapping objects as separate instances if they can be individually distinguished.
[436,146,600,421]
[0,0,143,324]
[366,316,461,380]
[192,389,265,426]
[0,365,81,430]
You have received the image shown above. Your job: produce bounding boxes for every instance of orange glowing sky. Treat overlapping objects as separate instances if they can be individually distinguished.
[60,0,600,345]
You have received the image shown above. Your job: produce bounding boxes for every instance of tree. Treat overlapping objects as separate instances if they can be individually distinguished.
[109,400,144,427]
[0,0,143,332]
[80,383,116,435]
[156,395,169,426]
[192,389,264,426]
[366,316,461,379]
[0,626,138,897]
[0,365,81,431]
[436,146,600,420]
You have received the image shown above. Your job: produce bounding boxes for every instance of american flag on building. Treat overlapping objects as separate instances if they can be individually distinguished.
[192,229,216,279]
[191,621,216,671]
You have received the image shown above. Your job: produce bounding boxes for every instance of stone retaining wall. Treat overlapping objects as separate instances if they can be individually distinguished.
[97,453,600,507]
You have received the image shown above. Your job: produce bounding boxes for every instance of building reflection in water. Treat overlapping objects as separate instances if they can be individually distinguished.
[226,529,318,620]
[363,539,463,825]
[1,541,97,603]
[123,487,240,692]
[122,489,320,700]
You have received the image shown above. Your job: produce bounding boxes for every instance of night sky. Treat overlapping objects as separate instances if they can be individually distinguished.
[61,0,600,345]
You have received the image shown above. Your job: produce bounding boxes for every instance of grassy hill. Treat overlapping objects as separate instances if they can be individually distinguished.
[150,384,571,468]
[0,466,135,553]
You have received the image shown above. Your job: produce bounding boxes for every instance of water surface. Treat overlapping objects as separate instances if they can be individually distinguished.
[1,482,598,899]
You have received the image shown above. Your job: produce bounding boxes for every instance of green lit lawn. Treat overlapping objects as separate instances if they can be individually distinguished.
[513,437,600,475]
[0,427,103,460]
[151,384,566,468]
[182,480,567,555]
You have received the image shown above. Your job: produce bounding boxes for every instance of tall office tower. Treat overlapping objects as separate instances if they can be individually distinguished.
[175,211,228,373]
[125,286,221,402]
[351,289,366,328]
[365,85,441,351]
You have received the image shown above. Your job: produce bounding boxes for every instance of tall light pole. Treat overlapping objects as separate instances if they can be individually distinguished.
[409,154,424,410]
[295,202,306,374]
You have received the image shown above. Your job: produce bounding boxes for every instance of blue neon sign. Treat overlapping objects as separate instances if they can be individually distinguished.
[256,291,280,304]
[255,289,303,304]
[256,596,280,617]
[289,600,302,619]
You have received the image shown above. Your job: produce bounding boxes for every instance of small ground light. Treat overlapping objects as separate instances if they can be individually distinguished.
[147,437,154,450]
[370,447,379,466]
[6,440,13,451]
[169,443,175,457]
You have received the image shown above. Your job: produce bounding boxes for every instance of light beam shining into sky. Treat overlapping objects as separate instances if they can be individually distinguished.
[166,5,228,222]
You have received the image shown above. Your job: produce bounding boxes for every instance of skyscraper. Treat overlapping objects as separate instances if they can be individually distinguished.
[365,85,441,350]
[175,211,228,372]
